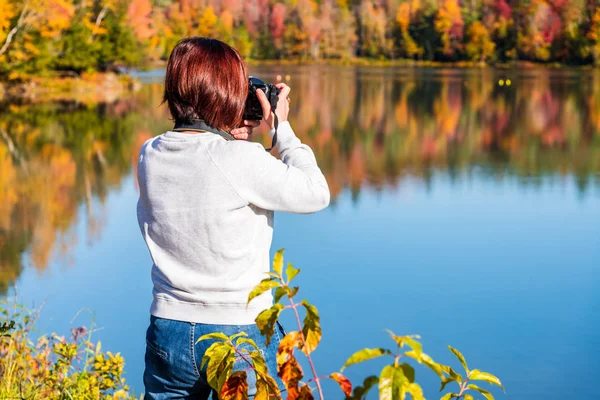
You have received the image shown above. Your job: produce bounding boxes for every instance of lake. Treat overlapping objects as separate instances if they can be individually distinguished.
[1,66,599,399]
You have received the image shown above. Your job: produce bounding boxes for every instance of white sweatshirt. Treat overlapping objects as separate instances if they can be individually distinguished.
[136,122,330,324]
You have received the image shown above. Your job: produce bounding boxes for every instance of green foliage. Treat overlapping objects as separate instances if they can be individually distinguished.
[436,345,504,399]
[0,301,134,399]
[0,248,505,400]
[195,249,505,400]
[196,329,280,400]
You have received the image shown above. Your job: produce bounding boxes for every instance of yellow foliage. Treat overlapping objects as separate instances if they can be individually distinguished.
[466,21,495,62]
[589,7,600,63]
[23,40,40,56]
[590,8,600,41]
[435,0,463,56]
[0,1,15,43]
[83,13,108,36]
[39,0,75,38]
[337,0,348,9]
[198,6,218,37]
[0,145,18,226]
[0,303,134,399]
[395,1,423,58]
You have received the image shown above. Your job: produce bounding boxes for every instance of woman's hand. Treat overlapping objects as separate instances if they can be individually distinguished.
[230,120,260,141]
[257,83,291,130]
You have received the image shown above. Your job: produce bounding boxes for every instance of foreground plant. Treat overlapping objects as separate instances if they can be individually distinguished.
[0,300,134,399]
[343,337,504,400]
[201,249,504,400]
[197,249,352,400]
[438,346,504,400]
[341,331,440,400]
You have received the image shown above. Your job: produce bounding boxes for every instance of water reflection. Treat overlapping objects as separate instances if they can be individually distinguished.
[280,67,600,199]
[0,67,599,292]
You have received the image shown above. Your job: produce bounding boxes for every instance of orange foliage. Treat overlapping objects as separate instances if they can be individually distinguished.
[128,0,155,40]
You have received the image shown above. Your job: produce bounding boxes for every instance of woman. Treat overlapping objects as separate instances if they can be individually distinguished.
[137,37,330,399]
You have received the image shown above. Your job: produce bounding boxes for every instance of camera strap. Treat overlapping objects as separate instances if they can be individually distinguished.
[264,113,278,153]
[173,117,278,153]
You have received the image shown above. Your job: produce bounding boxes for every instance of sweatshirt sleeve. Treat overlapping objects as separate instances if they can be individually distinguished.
[221,121,330,213]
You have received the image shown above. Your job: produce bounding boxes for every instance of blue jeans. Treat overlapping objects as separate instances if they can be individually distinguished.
[143,315,286,399]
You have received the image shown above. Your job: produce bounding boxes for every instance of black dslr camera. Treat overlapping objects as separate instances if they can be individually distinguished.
[243,76,279,121]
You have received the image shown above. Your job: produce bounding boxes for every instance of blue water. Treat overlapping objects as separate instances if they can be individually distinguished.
[9,169,599,398]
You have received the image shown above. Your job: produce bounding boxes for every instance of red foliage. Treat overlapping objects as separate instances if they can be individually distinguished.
[494,0,512,20]
[270,3,286,40]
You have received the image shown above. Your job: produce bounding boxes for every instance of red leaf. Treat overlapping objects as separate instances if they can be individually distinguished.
[330,372,353,396]
[220,371,249,400]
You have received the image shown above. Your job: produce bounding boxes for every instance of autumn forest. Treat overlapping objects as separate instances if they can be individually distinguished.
[2,0,600,79]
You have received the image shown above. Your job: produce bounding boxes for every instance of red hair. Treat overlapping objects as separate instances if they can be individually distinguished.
[163,37,248,130]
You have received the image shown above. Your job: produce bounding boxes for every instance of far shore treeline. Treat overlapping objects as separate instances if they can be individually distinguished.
[1,0,600,79]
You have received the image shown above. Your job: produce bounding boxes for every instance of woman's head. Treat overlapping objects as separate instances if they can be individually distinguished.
[163,37,248,130]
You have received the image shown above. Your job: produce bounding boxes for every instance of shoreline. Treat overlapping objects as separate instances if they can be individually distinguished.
[246,58,600,70]
[0,72,142,103]
[2,60,598,102]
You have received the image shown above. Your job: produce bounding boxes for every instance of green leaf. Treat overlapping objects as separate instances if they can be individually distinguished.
[341,348,391,372]
[440,376,456,392]
[405,351,444,377]
[440,393,460,400]
[448,346,469,374]
[442,365,463,384]
[206,346,234,390]
[378,365,395,400]
[404,337,423,358]
[288,286,299,298]
[274,286,299,304]
[256,375,281,400]
[196,332,229,344]
[387,331,423,359]
[405,383,424,400]
[250,350,267,375]
[379,365,408,400]
[247,279,280,305]
[201,342,225,370]
[235,337,259,352]
[217,351,236,392]
[286,262,300,283]
[229,332,248,342]
[274,287,287,303]
[255,303,284,346]
[469,370,504,390]
[273,249,284,276]
[467,383,495,400]
[387,331,420,347]
[301,300,322,354]
[464,395,474,400]
[347,375,378,400]
[399,363,415,383]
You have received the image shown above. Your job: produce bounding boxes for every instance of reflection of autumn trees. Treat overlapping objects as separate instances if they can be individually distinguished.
[0,93,163,293]
[282,66,600,199]
[1,69,600,292]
